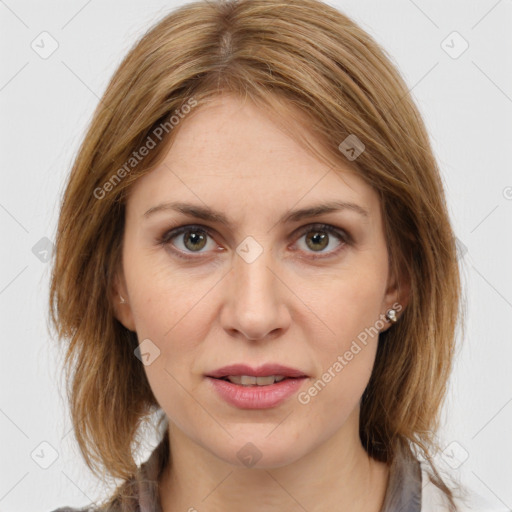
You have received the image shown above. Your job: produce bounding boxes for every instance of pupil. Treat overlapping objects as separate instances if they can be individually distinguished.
[185,231,206,251]
[307,231,328,251]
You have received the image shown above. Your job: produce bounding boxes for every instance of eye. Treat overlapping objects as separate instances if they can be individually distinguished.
[157,225,220,259]
[293,223,351,259]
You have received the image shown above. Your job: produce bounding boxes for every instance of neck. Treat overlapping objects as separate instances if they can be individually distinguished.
[158,409,390,512]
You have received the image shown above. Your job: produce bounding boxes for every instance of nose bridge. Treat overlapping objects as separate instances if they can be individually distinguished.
[235,242,275,301]
[222,236,289,340]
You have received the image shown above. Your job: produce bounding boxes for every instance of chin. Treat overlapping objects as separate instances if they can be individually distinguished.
[206,434,308,470]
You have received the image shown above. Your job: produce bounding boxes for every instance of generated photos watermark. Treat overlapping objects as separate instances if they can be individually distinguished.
[93,97,198,200]
[298,301,403,405]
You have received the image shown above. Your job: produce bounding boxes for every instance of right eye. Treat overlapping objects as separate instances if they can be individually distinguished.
[157,224,222,259]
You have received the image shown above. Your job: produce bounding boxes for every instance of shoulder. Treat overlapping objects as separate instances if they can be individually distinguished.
[50,434,167,512]
[420,463,510,512]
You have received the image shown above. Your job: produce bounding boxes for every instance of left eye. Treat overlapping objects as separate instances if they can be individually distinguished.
[158,223,350,259]
[293,224,350,258]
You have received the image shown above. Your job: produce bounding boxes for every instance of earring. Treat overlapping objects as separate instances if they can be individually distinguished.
[385,308,398,323]
[119,295,127,304]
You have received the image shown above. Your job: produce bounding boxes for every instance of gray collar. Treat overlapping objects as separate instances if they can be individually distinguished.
[380,443,422,512]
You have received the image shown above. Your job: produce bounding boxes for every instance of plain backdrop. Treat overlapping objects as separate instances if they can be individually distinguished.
[0,1,511,511]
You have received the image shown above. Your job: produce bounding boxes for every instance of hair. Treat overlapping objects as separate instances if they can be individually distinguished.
[49,0,463,509]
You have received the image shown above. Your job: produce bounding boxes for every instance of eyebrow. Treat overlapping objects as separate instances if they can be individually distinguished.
[143,200,369,225]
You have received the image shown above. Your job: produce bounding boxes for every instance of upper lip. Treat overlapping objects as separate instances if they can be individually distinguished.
[206,363,308,379]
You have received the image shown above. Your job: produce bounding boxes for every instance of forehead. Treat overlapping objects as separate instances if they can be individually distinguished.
[126,94,379,222]
[160,94,338,177]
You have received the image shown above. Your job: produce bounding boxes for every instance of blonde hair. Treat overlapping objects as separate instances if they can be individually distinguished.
[49,0,463,509]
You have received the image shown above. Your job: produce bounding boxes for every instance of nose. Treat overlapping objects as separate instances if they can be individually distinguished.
[220,242,292,341]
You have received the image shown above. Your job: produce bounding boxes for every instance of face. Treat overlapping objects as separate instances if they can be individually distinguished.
[114,94,406,468]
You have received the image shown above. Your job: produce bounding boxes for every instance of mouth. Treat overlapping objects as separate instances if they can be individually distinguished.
[206,363,308,382]
[213,375,301,386]
[205,365,309,409]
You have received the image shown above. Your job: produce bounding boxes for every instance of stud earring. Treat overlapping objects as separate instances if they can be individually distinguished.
[385,308,398,323]
[119,295,127,304]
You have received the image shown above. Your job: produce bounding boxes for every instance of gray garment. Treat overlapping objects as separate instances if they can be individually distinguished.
[52,438,422,512]
[380,442,423,512]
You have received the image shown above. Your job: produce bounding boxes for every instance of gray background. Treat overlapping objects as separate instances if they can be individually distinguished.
[0,0,511,510]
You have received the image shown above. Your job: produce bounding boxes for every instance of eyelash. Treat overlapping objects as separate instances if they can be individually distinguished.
[156,223,353,261]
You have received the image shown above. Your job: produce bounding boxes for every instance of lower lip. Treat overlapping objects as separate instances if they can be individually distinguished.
[206,376,308,409]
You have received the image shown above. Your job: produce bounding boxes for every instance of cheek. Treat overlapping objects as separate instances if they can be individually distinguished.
[308,260,388,352]
[123,243,215,339]
[297,257,386,406]
[298,285,381,424]
[122,253,218,407]
[298,346,376,442]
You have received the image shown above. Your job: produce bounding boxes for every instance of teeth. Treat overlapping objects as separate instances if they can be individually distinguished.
[225,375,287,386]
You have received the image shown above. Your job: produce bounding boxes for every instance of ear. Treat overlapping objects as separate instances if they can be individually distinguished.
[381,262,411,331]
[110,267,137,332]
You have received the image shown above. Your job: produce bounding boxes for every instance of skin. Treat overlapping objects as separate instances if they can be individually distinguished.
[113,93,410,511]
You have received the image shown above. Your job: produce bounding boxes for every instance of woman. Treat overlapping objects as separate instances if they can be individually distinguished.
[49,0,503,511]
